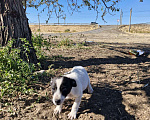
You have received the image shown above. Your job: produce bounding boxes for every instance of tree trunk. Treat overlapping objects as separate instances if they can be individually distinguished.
[0,0,38,64]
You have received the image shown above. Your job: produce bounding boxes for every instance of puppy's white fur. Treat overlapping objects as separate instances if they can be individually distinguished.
[52,66,93,119]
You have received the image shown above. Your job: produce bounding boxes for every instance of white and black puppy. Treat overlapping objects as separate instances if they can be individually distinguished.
[51,66,93,119]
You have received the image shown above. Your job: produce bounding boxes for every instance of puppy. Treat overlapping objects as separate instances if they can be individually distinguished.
[51,66,93,119]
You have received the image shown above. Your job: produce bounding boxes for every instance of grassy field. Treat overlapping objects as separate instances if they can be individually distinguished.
[29,24,100,33]
[119,24,150,33]
[30,24,150,34]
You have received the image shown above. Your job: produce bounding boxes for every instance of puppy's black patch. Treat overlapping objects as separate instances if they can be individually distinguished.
[60,77,77,97]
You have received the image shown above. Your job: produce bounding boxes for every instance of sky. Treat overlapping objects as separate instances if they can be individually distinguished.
[26,0,150,25]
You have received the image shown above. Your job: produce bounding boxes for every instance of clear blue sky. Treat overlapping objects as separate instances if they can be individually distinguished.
[26,0,150,25]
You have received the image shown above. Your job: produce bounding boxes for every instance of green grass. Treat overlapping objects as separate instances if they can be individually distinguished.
[58,37,73,47]
[0,39,37,99]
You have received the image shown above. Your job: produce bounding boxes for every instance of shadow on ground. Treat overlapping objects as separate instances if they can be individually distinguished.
[79,85,135,120]
[49,55,150,70]
[45,42,150,70]
[42,42,150,119]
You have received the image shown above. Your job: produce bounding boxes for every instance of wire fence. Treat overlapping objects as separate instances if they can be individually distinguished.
[29,23,94,25]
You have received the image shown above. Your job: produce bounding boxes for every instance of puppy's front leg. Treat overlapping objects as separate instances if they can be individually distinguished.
[68,96,82,119]
[54,104,62,115]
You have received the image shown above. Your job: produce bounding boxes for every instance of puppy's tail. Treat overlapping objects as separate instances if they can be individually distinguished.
[87,77,93,94]
[88,83,93,94]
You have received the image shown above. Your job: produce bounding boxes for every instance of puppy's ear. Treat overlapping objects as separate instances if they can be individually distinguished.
[63,77,77,87]
[71,79,77,87]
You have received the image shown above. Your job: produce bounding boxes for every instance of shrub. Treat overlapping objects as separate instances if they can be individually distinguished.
[32,34,50,60]
[0,39,37,99]
[64,29,70,32]
[0,34,56,100]
[58,37,73,47]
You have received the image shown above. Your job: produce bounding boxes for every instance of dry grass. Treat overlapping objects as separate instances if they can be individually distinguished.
[120,24,150,33]
[29,25,99,33]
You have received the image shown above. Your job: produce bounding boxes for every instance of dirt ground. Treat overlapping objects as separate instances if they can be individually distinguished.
[1,25,150,120]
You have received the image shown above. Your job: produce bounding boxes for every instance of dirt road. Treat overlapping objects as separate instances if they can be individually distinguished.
[42,25,117,37]
[43,25,150,44]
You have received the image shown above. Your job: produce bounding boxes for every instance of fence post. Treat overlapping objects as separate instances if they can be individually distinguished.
[129,8,132,32]
[120,9,123,25]
[38,13,40,31]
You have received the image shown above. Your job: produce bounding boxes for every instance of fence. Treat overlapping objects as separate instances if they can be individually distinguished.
[29,23,93,25]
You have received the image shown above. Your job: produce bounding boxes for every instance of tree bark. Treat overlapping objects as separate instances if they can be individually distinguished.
[0,0,38,64]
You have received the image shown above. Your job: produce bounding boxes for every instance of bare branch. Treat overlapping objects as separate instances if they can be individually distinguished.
[25,0,120,22]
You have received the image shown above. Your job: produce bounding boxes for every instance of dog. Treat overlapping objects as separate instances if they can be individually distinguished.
[51,66,93,119]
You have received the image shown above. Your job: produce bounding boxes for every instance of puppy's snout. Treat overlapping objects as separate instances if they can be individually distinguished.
[55,99,61,105]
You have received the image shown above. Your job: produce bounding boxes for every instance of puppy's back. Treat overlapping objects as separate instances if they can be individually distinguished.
[66,66,90,91]
[71,66,86,72]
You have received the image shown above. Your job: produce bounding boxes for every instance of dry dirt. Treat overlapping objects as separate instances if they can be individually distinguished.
[1,25,150,120]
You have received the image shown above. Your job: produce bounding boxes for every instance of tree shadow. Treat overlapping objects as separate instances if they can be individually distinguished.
[44,41,150,70]
[117,77,150,103]
[78,84,135,120]
[49,55,150,69]
[40,56,75,69]
[142,78,150,102]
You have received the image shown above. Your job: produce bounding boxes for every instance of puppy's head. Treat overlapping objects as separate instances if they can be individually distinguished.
[51,76,77,105]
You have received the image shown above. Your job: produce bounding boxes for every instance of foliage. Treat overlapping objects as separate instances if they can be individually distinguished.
[64,29,70,33]
[32,34,57,61]
[0,39,37,99]
[58,37,73,47]
[32,34,51,60]
[32,34,54,69]
[0,34,54,100]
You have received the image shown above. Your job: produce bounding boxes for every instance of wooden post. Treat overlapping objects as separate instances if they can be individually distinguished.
[63,14,66,25]
[120,9,123,25]
[129,8,132,32]
[38,13,40,31]
[57,12,59,25]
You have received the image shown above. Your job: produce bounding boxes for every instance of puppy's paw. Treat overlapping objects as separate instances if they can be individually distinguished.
[54,106,62,115]
[68,111,77,119]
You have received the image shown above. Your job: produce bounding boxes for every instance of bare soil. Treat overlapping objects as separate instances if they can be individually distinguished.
[1,25,150,120]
